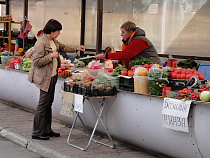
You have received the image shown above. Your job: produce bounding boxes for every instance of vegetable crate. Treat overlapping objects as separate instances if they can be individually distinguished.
[64,82,117,96]
[119,76,134,92]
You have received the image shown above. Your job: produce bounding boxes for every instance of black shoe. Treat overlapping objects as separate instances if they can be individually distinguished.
[47,132,60,137]
[32,135,49,140]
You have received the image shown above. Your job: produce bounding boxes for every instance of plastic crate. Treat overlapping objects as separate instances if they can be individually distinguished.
[1,56,18,67]
[197,63,210,81]
[119,76,134,92]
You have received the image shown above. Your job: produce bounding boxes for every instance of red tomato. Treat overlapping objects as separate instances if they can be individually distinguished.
[128,70,134,77]
[176,74,181,79]
[58,69,62,75]
[191,69,197,72]
[170,67,175,72]
[106,68,113,73]
[177,69,182,74]
[180,73,186,80]
[193,71,199,75]
[186,74,193,79]
[171,72,177,79]
[150,64,154,68]
[131,66,136,72]
[187,89,193,93]
[183,88,188,91]
[181,69,186,74]
[186,69,193,74]
[121,70,128,76]
[60,66,65,71]
[198,73,205,80]
[143,64,150,69]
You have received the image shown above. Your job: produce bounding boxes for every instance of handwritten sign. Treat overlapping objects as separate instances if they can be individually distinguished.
[162,98,192,132]
[74,94,84,113]
[149,4,158,14]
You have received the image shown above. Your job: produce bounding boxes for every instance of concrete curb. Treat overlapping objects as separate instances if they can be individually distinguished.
[0,126,70,158]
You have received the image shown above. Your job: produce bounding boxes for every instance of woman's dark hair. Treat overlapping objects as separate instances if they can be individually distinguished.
[43,19,62,34]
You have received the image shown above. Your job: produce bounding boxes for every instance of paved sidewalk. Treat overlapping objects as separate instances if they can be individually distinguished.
[0,100,168,158]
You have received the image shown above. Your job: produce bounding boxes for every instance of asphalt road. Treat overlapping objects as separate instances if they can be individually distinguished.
[0,135,43,158]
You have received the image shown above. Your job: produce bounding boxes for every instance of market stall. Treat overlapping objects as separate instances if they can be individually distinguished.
[0,54,210,158]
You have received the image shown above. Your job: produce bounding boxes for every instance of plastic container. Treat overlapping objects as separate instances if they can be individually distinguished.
[165,87,172,97]
[134,76,149,94]
[112,60,119,69]
[167,59,173,67]
[1,56,18,67]
[119,76,134,92]
[111,76,119,88]
[71,72,82,81]
[14,63,21,70]
[87,69,101,81]
[172,59,177,68]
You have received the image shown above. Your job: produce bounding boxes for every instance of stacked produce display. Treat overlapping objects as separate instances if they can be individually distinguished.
[1,50,210,102]
[61,57,210,100]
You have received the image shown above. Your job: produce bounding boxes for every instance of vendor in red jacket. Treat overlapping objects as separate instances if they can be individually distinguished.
[94,21,161,69]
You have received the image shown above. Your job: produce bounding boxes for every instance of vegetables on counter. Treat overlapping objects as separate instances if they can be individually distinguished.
[73,60,85,68]
[22,58,31,71]
[112,66,127,76]
[129,58,153,68]
[200,91,210,102]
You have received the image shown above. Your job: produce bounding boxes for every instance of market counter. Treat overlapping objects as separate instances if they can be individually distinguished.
[0,66,210,158]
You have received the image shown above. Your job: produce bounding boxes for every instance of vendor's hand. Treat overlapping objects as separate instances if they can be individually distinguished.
[51,51,59,58]
[94,53,105,59]
[76,45,85,52]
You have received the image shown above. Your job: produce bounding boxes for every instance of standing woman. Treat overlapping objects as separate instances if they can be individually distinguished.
[28,19,85,140]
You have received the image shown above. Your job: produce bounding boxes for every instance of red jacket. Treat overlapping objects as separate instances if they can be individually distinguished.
[107,39,148,69]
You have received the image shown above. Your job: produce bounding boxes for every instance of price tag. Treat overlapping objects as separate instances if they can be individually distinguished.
[74,94,84,113]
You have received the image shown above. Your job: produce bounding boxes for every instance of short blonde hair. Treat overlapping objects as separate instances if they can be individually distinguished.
[120,21,136,32]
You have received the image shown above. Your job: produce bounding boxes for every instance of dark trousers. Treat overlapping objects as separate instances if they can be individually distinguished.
[32,75,58,136]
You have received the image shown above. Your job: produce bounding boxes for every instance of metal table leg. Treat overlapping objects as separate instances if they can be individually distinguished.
[67,97,115,151]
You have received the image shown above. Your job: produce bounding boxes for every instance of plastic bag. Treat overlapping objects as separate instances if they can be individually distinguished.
[105,60,113,69]
[87,60,102,69]
[147,64,162,79]
[94,68,111,85]
[134,66,148,76]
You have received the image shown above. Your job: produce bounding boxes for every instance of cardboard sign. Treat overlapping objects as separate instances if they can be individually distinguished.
[74,94,84,113]
[162,98,192,132]
[60,91,74,117]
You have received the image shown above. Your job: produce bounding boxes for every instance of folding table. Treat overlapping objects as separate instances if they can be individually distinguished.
[67,95,115,151]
